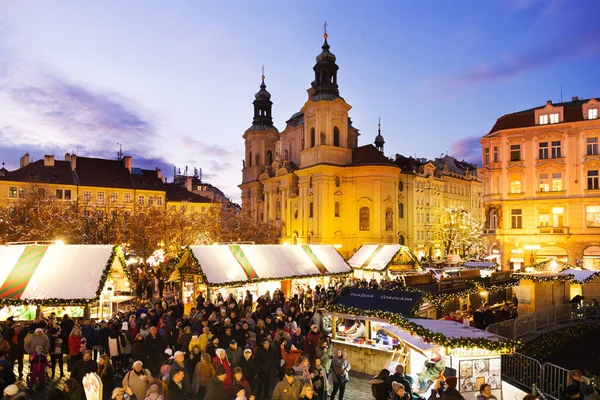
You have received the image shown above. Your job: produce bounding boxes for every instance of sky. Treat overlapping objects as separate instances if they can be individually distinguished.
[0,1,599,203]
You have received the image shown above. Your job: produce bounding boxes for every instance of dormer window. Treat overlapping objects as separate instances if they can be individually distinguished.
[589,108,599,120]
[550,113,559,124]
[539,115,548,125]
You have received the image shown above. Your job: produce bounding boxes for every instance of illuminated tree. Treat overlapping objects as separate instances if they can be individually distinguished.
[431,206,486,258]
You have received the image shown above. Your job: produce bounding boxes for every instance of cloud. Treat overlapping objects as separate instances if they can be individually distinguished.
[450,136,481,165]
[178,136,233,157]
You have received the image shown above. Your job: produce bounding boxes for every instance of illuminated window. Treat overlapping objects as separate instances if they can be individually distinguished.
[550,113,560,124]
[110,192,118,203]
[124,193,131,203]
[8,187,16,198]
[97,192,104,202]
[510,174,522,194]
[157,197,163,206]
[83,191,91,202]
[139,195,145,205]
[539,210,550,227]
[18,187,26,198]
[586,206,600,227]
[551,173,562,191]
[552,207,564,227]
[539,174,549,192]
[148,196,154,206]
[589,109,599,120]
[539,115,549,125]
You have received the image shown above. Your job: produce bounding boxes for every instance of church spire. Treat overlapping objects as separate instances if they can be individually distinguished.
[311,20,340,101]
[250,66,274,130]
[375,117,385,153]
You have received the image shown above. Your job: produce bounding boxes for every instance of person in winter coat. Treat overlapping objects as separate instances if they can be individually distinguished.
[71,350,98,385]
[305,325,322,362]
[310,358,327,400]
[272,368,303,400]
[330,348,350,400]
[255,339,278,399]
[369,368,390,400]
[97,355,115,400]
[314,341,333,379]
[476,383,497,400]
[281,342,303,371]
[232,367,253,398]
[132,334,147,366]
[5,323,26,380]
[122,360,153,400]
[386,365,413,400]
[428,377,464,400]
[145,327,166,376]
[226,340,243,369]
[566,370,595,400]
[204,364,229,400]
[197,327,213,353]
[69,328,84,368]
[144,384,163,400]
[293,356,312,388]
[0,359,16,393]
[25,328,50,355]
[205,336,220,359]
[193,353,214,400]
[167,369,193,400]
[48,319,64,379]
[390,382,411,400]
[239,349,257,393]
[418,350,446,392]
[63,378,85,400]
[212,348,233,395]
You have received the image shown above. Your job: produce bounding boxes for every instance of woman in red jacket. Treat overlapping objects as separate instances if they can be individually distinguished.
[68,328,83,369]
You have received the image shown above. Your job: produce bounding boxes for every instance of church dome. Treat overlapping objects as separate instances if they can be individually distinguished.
[255,77,271,100]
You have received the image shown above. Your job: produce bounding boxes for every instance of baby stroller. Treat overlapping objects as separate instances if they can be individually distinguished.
[28,347,51,387]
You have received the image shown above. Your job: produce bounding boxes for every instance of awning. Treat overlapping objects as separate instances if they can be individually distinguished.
[0,244,128,303]
[336,288,423,316]
[509,257,525,263]
[348,244,402,271]
[174,244,352,286]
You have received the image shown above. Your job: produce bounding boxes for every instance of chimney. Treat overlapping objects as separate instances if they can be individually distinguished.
[186,176,192,192]
[572,96,579,101]
[65,153,71,162]
[43,155,55,167]
[70,154,77,171]
[123,156,132,173]
[546,100,553,105]
[20,153,30,168]
[156,167,162,179]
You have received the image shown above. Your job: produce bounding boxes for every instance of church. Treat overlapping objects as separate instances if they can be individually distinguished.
[239,30,405,256]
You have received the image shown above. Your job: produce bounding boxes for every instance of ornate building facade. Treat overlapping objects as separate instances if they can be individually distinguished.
[481,97,600,269]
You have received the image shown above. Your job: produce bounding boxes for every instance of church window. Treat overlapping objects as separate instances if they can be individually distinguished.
[266,150,273,165]
[335,176,341,187]
[359,207,370,231]
[309,202,314,218]
[248,152,252,167]
[334,201,340,217]
[255,154,260,166]
[309,176,313,189]
[398,181,403,192]
[333,127,340,147]
[289,142,294,159]
[310,128,316,148]
[398,203,404,218]
[321,132,326,145]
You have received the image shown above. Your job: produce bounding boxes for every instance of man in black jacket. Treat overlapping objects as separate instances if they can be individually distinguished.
[204,365,228,400]
[255,339,278,399]
[386,365,414,399]
[71,350,98,385]
[144,327,165,376]
[168,369,193,400]
[240,349,257,394]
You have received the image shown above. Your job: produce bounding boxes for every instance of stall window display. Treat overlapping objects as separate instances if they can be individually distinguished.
[458,358,501,392]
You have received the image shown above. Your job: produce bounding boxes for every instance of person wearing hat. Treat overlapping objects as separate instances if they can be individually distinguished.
[226,340,243,369]
[389,382,411,400]
[24,328,50,356]
[170,351,192,394]
[122,360,153,400]
[305,325,322,361]
[71,350,98,385]
[272,368,302,400]
[255,338,278,399]
[204,364,229,400]
[111,386,134,400]
[240,348,257,393]
[430,376,464,400]
[386,365,413,400]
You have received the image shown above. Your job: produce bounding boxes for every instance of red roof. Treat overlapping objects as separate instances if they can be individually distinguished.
[351,145,396,166]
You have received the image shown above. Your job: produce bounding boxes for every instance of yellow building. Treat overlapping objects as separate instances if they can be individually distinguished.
[481,97,600,270]
[239,33,482,259]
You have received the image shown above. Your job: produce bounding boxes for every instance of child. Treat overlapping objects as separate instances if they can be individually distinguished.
[29,346,51,387]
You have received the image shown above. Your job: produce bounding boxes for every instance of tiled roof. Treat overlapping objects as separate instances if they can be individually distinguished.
[351,145,396,166]
[75,157,134,189]
[131,169,165,192]
[488,98,597,134]
[165,184,213,203]
[0,160,77,185]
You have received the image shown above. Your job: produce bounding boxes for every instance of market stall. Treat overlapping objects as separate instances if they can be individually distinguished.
[467,271,521,313]
[170,244,352,313]
[560,269,600,301]
[0,244,133,321]
[348,244,420,280]
[510,272,570,315]
[324,288,517,396]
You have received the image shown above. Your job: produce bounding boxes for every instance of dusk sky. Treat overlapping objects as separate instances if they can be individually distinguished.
[0,1,599,203]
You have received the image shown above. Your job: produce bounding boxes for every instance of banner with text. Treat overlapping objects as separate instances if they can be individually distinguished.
[337,288,423,316]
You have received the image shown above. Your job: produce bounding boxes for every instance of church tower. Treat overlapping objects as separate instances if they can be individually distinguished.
[375,118,385,153]
[299,24,354,168]
[240,69,280,219]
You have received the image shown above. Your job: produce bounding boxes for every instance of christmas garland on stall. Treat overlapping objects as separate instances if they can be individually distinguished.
[325,303,521,353]
[521,323,600,361]
[0,245,131,307]
[469,278,521,293]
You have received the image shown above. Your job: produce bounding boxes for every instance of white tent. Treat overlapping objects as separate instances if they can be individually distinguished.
[561,268,600,284]
[174,244,352,286]
[348,244,403,271]
[0,244,128,303]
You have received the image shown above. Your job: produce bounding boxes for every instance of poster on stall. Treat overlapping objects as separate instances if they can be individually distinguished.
[82,372,102,400]
[458,358,501,392]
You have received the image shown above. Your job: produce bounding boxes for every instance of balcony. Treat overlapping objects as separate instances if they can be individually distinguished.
[536,190,566,197]
[538,226,569,234]
[483,228,498,235]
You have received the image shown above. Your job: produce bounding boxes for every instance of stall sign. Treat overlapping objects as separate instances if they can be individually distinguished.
[458,269,481,278]
[447,347,513,357]
[438,277,466,292]
[490,271,511,284]
[404,274,433,286]
[337,289,423,316]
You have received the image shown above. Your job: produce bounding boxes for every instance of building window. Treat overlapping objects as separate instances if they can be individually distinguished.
[18,187,26,198]
[385,208,393,230]
[484,148,490,164]
[309,177,313,189]
[248,152,252,167]
[333,127,340,147]
[110,192,118,203]
[493,146,499,162]
[550,113,560,124]
[539,210,550,227]
[552,206,564,227]
[398,203,404,218]
[139,195,145,205]
[64,189,71,200]
[586,206,600,227]
[157,196,163,206]
[589,109,599,120]
[552,173,562,191]
[266,150,273,165]
[510,144,521,161]
[398,181,403,192]
[511,209,523,229]
[201,206,206,212]
[124,193,131,203]
[309,202,314,218]
[588,170,599,190]
[8,187,17,198]
[83,191,91,202]
[551,141,562,158]
[275,199,281,220]
[539,142,548,159]
[539,115,548,125]
[539,174,549,192]
[335,176,341,187]
[587,138,598,155]
[510,174,522,194]
[359,207,370,231]
[56,189,63,200]
[97,192,104,202]
[334,201,340,217]
[148,196,154,206]
[310,128,316,148]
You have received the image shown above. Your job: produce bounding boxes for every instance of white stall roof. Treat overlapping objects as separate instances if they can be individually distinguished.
[181,244,352,285]
[382,323,435,352]
[348,244,402,271]
[407,318,505,341]
[561,269,600,283]
[0,244,120,302]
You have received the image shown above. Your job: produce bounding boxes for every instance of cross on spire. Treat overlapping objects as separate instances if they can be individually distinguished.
[261,65,265,80]
[323,20,328,39]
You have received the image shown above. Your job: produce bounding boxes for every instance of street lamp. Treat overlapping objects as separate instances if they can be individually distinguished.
[523,244,541,265]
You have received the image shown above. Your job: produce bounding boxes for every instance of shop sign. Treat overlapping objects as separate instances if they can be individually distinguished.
[337,288,422,316]
[438,277,466,292]
[447,347,512,357]
[490,271,511,284]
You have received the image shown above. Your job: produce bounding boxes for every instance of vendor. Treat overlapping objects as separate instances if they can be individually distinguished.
[344,319,366,338]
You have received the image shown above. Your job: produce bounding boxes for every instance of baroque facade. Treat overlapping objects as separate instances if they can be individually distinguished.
[239,33,482,258]
[480,97,600,269]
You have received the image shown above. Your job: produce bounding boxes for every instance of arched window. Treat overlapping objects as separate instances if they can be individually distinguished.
[275,198,281,220]
[333,127,340,147]
[284,150,289,160]
[385,208,393,231]
[309,202,314,218]
[334,201,340,217]
[266,150,272,165]
[248,152,253,167]
[309,176,313,189]
[398,181,404,192]
[359,207,370,231]
[320,132,326,145]
[310,128,316,148]
[398,203,404,218]
[255,153,260,166]
[335,176,341,187]
[289,142,294,159]
[398,235,405,245]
